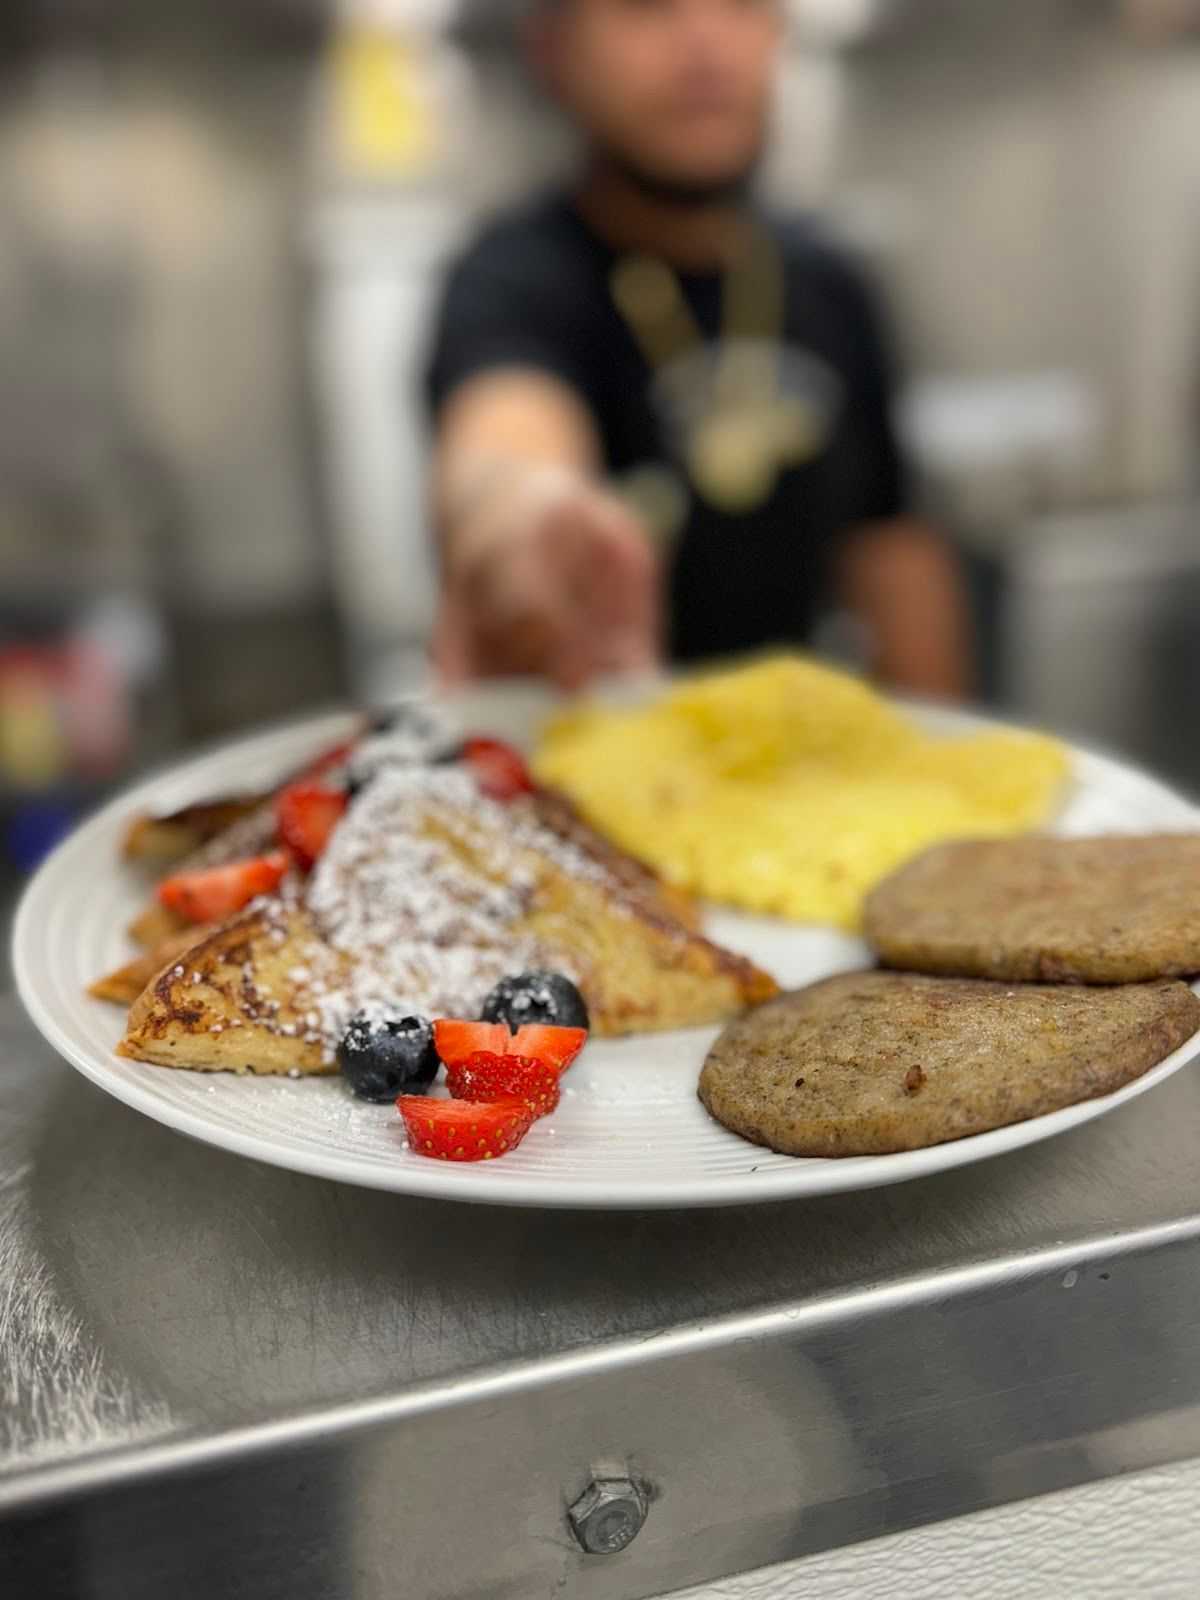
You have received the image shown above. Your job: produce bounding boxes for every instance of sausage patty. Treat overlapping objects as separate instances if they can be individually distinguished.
[864,835,1200,984]
[698,969,1200,1156]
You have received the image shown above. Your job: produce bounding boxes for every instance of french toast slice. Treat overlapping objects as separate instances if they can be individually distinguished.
[117,766,778,1072]
[118,906,339,1074]
[128,902,191,951]
[107,786,702,988]
[122,797,261,868]
[119,724,363,875]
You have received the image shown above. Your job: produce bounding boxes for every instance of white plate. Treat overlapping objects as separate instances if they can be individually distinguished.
[13,698,1200,1209]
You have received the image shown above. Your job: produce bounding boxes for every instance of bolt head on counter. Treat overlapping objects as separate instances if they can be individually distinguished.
[568,1476,648,1555]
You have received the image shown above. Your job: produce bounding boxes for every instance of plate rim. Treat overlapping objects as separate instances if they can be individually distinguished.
[13,701,1200,1210]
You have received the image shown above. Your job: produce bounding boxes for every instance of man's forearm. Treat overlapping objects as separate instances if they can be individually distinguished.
[429,369,660,688]
[432,369,601,569]
[836,519,974,701]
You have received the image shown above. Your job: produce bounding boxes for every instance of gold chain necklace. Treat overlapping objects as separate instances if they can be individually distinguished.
[610,222,820,517]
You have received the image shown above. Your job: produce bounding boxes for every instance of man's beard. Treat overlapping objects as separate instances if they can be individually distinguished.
[596,140,761,208]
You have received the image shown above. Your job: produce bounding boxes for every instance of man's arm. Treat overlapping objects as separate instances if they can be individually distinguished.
[808,248,972,699]
[431,369,662,689]
[836,518,974,702]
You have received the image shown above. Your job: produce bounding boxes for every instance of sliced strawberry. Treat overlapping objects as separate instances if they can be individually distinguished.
[301,738,358,779]
[445,1051,561,1117]
[276,781,348,869]
[461,736,533,801]
[398,1096,535,1162]
[433,1019,510,1068]
[157,850,290,923]
[510,1024,588,1073]
[434,1018,587,1075]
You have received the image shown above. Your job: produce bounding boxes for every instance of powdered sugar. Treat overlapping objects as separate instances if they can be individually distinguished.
[312,768,530,949]
[348,702,458,787]
[299,764,606,1042]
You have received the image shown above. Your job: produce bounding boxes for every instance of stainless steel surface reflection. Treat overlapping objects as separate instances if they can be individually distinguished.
[4,995,1200,1597]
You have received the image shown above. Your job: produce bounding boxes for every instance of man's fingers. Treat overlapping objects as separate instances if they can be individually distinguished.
[527,493,662,686]
[476,608,565,679]
[576,502,664,663]
[460,535,573,679]
[443,480,663,688]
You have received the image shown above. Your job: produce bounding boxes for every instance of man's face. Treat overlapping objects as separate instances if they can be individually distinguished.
[539,0,782,200]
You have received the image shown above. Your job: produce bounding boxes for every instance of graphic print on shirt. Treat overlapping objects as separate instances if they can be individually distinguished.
[609,237,844,522]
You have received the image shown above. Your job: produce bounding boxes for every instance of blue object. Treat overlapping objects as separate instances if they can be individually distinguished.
[337,1013,439,1102]
[5,802,77,873]
[481,971,590,1032]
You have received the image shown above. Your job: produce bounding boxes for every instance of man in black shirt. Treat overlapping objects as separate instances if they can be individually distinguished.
[427,0,971,695]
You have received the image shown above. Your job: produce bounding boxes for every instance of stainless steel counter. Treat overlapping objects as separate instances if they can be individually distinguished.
[4,990,1200,1598]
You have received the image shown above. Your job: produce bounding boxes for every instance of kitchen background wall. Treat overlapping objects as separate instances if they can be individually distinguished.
[2,0,1199,899]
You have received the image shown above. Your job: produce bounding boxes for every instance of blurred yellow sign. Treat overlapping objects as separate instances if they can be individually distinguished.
[333,26,433,178]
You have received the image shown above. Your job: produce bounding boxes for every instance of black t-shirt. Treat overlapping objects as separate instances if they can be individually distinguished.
[426,194,907,662]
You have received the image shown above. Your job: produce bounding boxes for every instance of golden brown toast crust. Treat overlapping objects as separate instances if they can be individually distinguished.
[128,902,190,950]
[113,765,779,1075]
[118,879,777,1072]
[90,926,216,1006]
[519,859,776,1035]
[530,787,703,934]
[122,798,260,867]
[119,909,339,1075]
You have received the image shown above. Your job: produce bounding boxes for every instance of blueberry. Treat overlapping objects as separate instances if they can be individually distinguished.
[337,1013,439,1103]
[430,739,467,765]
[480,971,590,1033]
[371,699,427,731]
[367,702,448,746]
[350,704,458,792]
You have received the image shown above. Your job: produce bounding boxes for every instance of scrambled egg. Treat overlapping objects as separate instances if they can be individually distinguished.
[533,655,1070,930]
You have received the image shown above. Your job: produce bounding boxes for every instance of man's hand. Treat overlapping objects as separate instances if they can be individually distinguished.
[434,462,663,691]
